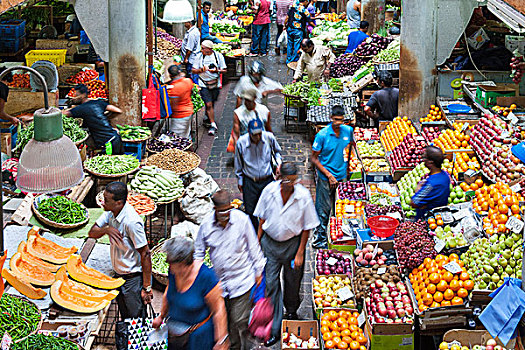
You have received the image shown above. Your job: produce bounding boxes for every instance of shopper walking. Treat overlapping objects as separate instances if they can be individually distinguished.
[233,87,272,143]
[275,0,292,56]
[233,61,282,108]
[152,236,229,350]
[199,1,222,43]
[285,0,312,64]
[311,106,354,249]
[250,0,272,56]
[181,20,201,83]
[235,118,282,230]
[0,67,21,125]
[293,39,335,82]
[166,65,194,139]
[195,190,266,350]
[89,182,153,319]
[254,162,319,346]
[346,0,361,28]
[192,40,227,136]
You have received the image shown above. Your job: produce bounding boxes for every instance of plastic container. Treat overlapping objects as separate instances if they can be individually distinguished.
[367,215,399,238]
[0,36,25,53]
[0,20,25,38]
[447,104,472,113]
[25,49,67,67]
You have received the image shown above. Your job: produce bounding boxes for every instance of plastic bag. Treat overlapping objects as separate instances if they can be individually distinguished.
[170,220,200,240]
[277,31,287,49]
[180,196,214,224]
[183,168,219,198]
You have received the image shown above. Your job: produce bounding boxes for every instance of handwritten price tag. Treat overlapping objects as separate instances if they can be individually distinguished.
[357,312,366,327]
[372,244,379,259]
[453,208,469,221]
[377,267,387,275]
[511,183,522,193]
[506,215,524,234]
[326,257,338,266]
[441,211,454,223]
[443,261,463,274]
[336,287,354,302]
[434,237,446,253]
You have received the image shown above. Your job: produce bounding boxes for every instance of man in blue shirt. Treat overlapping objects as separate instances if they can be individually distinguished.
[345,21,369,54]
[311,105,353,248]
[411,146,451,220]
[199,1,222,43]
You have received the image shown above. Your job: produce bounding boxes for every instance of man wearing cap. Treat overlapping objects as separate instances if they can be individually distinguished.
[254,162,320,346]
[232,87,272,143]
[192,40,227,136]
[235,118,282,230]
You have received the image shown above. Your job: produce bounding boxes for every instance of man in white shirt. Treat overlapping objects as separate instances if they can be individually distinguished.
[89,182,153,319]
[181,20,201,83]
[254,163,320,346]
[195,190,266,350]
[192,40,227,136]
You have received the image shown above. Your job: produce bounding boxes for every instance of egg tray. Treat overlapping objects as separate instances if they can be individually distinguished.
[306,104,354,124]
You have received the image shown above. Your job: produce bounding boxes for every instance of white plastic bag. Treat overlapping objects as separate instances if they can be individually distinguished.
[277,31,287,49]
[170,220,200,240]
[180,196,214,224]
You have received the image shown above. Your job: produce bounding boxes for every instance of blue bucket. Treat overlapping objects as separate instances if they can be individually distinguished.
[448,104,472,113]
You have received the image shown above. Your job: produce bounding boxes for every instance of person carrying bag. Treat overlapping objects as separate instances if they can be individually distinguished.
[116,304,168,350]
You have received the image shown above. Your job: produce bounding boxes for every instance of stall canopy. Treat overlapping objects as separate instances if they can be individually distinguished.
[487,0,525,34]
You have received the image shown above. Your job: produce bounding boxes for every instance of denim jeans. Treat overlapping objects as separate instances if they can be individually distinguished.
[251,23,270,54]
[312,175,335,247]
[201,34,222,43]
[286,27,303,64]
[185,63,199,84]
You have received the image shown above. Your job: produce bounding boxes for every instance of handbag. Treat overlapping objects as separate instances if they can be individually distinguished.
[142,74,161,122]
[115,304,168,350]
[167,313,212,348]
[151,69,173,120]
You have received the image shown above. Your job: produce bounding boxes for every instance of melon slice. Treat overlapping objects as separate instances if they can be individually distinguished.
[66,255,125,290]
[2,268,47,300]
[50,280,111,314]
[9,252,55,287]
[26,236,76,265]
[55,267,118,302]
[17,242,61,272]
[27,228,78,255]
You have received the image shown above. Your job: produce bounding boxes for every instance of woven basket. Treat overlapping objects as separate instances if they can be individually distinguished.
[151,241,169,286]
[121,134,151,144]
[7,294,44,343]
[84,162,140,178]
[96,190,157,216]
[74,133,89,146]
[145,150,201,175]
[32,194,89,229]
[146,140,193,154]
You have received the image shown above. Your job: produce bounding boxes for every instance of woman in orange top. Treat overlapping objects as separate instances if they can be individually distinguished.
[167,65,195,138]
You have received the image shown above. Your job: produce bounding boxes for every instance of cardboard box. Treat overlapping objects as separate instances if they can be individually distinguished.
[281,320,320,350]
[475,84,519,108]
[365,318,414,350]
[443,329,516,349]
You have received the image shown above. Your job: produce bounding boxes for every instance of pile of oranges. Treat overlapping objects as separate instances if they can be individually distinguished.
[427,214,444,231]
[380,117,417,152]
[320,310,367,350]
[451,153,480,180]
[459,179,485,193]
[433,124,472,152]
[420,105,444,123]
[409,254,474,313]
[335,200,364,219]
[474,182,524,235]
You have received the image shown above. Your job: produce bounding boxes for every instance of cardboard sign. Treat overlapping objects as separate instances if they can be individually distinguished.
[434,237,446,253]
[336,286,354,302]
[326,257,338,266]
[506,215,524,234]
[443,261,463,274]
[377,267,387,275]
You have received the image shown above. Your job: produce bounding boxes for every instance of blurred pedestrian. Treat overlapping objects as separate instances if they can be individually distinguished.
[233,87,272,143]
[181,20,201,83]
[275,0,293,56]
[166,65,194,139]
[346,0,361,28]
[233,61,282,108]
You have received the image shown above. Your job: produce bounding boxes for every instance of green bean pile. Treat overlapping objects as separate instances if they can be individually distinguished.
[84,155,139,175]
[153,249,212,273]
[37,196,87,225]
[16,116,88,152]
[11,334,78,350]
[0,294,41,342]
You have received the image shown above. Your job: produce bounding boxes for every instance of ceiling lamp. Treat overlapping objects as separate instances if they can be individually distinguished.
[161,0,194,23]
[0,66,84,193]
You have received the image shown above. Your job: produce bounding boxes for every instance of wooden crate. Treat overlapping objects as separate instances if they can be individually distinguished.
[5,90,59,116]
[281,320,320,350]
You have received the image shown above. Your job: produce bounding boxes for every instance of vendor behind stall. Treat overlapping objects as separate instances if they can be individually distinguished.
[0,68,20,125]
[410,146,451,221]
[64,84,124,154]
[364,70,399,128]
[293,39,335,82]
[345,21,368,54]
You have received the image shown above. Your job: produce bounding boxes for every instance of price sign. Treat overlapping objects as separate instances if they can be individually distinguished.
[350,219,359,226]
[374,176,384,182]
[416,136,426,142]
[378,161,388,167]
[326,257,338,266]
[377,267,387,275]
[379,198,388,206]
[461,123,469,133]
[509,112,519,125]
[346,205,355,213]
[506,215,524,234]
[453,208,469,221]
[511,183,522,193]
[464,169,478,177]
[158,134,172,143]
[501,130,511,139]
[336,286,355,302]
[364,130,372,140]
[355,187,364,192]
[372,244,379,259]
[441,211,454,224]
[434,237,446,253]
[1,333,12,350]
[357,312,366,327]
[443,261,463,274]
[385,212,402,221]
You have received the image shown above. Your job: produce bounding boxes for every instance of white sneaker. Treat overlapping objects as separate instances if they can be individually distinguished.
[208,126,217,136]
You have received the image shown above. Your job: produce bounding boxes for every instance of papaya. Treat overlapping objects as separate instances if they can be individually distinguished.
[9,252,55,286]
[66,255,125,290]
[55,267,118,302]
[26,235,77,265]
[1,268,47,300]
[50,279,111,314]
[18,241,61,272]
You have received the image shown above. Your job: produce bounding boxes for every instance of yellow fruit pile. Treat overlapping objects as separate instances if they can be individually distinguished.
[380,116,417,152]
[420,105,443,122]
[433,124,471,152]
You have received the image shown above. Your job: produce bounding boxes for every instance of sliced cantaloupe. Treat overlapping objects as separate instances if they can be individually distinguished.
[66,255,125,290]
[27,228,78,254]
[2,268,47,300]
[55,267,118,302]
[17,242,61,272]
[9,252,55,287]
[26,236,76,265]
[50,280,111,314]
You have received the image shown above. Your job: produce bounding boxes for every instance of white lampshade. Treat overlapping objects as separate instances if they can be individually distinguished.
[161,0,194,23]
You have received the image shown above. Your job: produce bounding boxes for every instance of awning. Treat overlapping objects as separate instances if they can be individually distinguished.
[1,0,31,15]
[487,0,525,33]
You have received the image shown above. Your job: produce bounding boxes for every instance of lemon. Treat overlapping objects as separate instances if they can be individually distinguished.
[439,342,449,350]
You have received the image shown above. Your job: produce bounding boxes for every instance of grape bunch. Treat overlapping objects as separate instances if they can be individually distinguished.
[511,55,524,84]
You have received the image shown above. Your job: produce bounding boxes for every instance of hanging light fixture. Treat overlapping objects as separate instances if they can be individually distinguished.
[160,0,195,23]
[0,66,84,194]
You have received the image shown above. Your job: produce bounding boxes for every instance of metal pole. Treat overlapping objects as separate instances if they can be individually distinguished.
[147,0,154,78]
[108,0,146,126]
[360,0,386,34]
[398,0,438,118]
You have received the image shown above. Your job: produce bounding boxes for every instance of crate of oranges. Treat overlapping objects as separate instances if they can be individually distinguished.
[380,117,417,152]
[320,309,368,350]
[420,104,445,123]
[433,124,473,156]
[408,254,474,315]
[451,153,480,181]
[474,182,524,235]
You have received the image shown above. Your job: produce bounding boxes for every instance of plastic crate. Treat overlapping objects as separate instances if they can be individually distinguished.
[25,49,67,67]
[0,36,25,53]
[123,141,145,160]
[0,120,17,148]
[0,20,25,38]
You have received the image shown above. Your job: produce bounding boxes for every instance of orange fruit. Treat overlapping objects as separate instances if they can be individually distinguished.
[463,280,474,291]
[350,331,360,340]
[433,291,444,302]
[333,336,342,345]
[431,301,441,308]
[357,335,367,346]
[350,341,361,350]
[511,204,520,214]
[429,273,440,284]
[451,296,464,305]
[437,280,448,292]
[475,179,484,187]
[457,288,469,298]
[459,272,470,281]
[444,289,454,300]
[442,271,454,283]
[441,300,451,307]
[341,329,351,337]
[342,336,353,345]
[449,280,460,292]
[423,293,433,306]
[326,340,335,349]
[427,283,437,294]
[324,332,333,341]
[322,326,331,334]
